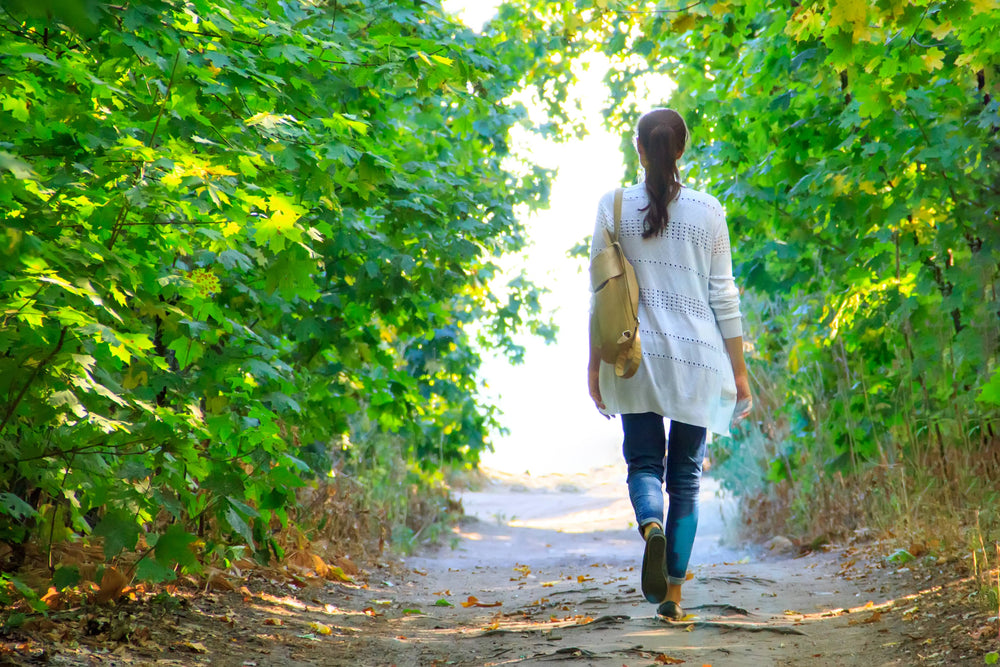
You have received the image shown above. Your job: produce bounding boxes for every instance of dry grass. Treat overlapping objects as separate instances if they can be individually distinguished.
[731,438,1000,584]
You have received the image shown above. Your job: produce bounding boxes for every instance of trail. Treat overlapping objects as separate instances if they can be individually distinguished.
[8,466,987,666]
[325,467,948,666]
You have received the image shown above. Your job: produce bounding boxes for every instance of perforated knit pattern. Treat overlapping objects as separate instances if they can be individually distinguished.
[619,218,714,252]
[630,257,708,281]
[639,288,713,322]
[643,350,720,372]
[590,183,743,436]
[638,327,723,354]
[713,229,732,256]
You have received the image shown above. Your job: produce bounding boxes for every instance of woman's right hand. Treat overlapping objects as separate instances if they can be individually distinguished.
[724,336,752,426]
[735,373,751,403]
[733,373,752,425]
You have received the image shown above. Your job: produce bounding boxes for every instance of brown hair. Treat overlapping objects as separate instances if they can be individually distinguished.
[636,108,687,238]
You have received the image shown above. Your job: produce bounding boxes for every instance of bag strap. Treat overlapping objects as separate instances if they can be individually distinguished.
[612,188,623,242]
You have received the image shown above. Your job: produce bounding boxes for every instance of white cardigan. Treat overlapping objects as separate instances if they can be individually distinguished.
[590,183,743,436]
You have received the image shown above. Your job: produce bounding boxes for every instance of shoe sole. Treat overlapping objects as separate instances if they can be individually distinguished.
[641,531,667,604]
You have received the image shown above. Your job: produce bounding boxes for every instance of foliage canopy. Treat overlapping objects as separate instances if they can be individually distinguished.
[514,0,1000,528]
[0,0,556,591]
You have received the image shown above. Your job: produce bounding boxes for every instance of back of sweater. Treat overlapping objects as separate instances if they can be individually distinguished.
[589,183,743,435]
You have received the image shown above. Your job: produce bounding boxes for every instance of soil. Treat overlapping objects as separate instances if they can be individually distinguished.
[2,466,998,666]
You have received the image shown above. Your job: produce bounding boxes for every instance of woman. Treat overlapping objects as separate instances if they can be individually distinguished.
[587,108,752,620]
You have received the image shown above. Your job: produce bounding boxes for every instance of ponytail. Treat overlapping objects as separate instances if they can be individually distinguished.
[636,109,687,238]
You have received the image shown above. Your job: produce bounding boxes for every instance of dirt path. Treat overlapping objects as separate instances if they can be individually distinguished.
[314,467,986,666]
[5,467,995,666]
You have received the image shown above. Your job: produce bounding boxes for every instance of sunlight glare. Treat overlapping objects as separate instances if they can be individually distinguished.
[445,2,676,475]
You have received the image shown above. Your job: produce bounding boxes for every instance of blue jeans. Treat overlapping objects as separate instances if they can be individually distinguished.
[622,413,706,585]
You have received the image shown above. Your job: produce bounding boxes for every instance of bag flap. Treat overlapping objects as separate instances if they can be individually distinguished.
[590,245,624,290]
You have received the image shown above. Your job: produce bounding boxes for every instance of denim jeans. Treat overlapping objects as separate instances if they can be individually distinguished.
[622,412,707,585]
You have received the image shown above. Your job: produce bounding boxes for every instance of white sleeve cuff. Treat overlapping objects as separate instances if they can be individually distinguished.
[718,316,743,340]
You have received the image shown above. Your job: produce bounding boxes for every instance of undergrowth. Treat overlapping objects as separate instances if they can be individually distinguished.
[711,290,1000,583]
[0,429,468,618]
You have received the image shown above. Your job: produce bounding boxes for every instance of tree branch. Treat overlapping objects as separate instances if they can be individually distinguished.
[0,327,68,436]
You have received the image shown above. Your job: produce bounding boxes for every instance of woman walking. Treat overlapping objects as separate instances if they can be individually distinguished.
[587,108,752,620]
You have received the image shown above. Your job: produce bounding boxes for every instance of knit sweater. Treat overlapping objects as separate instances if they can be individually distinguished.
[590,183,743,436]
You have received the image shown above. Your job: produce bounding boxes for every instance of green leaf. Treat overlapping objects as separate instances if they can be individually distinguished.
[433,598,453,607]
[1,613,27,631]
[0,493,37,521]
[167,337,205,369]
[224,506,255,547]
[136,557,177,583]
[53,565,81,590]
[886,549,914,564]
[1,96,29,121]
[976,368,1000,406]
[0,151,36,179]
[153,525,198,569]
[226,497,260,519]
[985,652,998,665]
[93,510,141,559]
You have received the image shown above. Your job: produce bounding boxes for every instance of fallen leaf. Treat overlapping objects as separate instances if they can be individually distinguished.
[40,587,63,610]
[233,558,257,571]
[433,599,453,607]
[180,641,208,653]
[783,610,802,616]
[655,655,685,665]
[334,556,359,576]
[205,568,236,592]
[263,618,283,626]
[309,622,333,635]
[577,575,594,583]
[96,567,127,604]
[970,625,995,639]
[402,609,423,615]
[863,611,882,624]
[461,596,501,608]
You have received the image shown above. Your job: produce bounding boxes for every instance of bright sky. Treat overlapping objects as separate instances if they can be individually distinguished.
[442,1,674,474]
